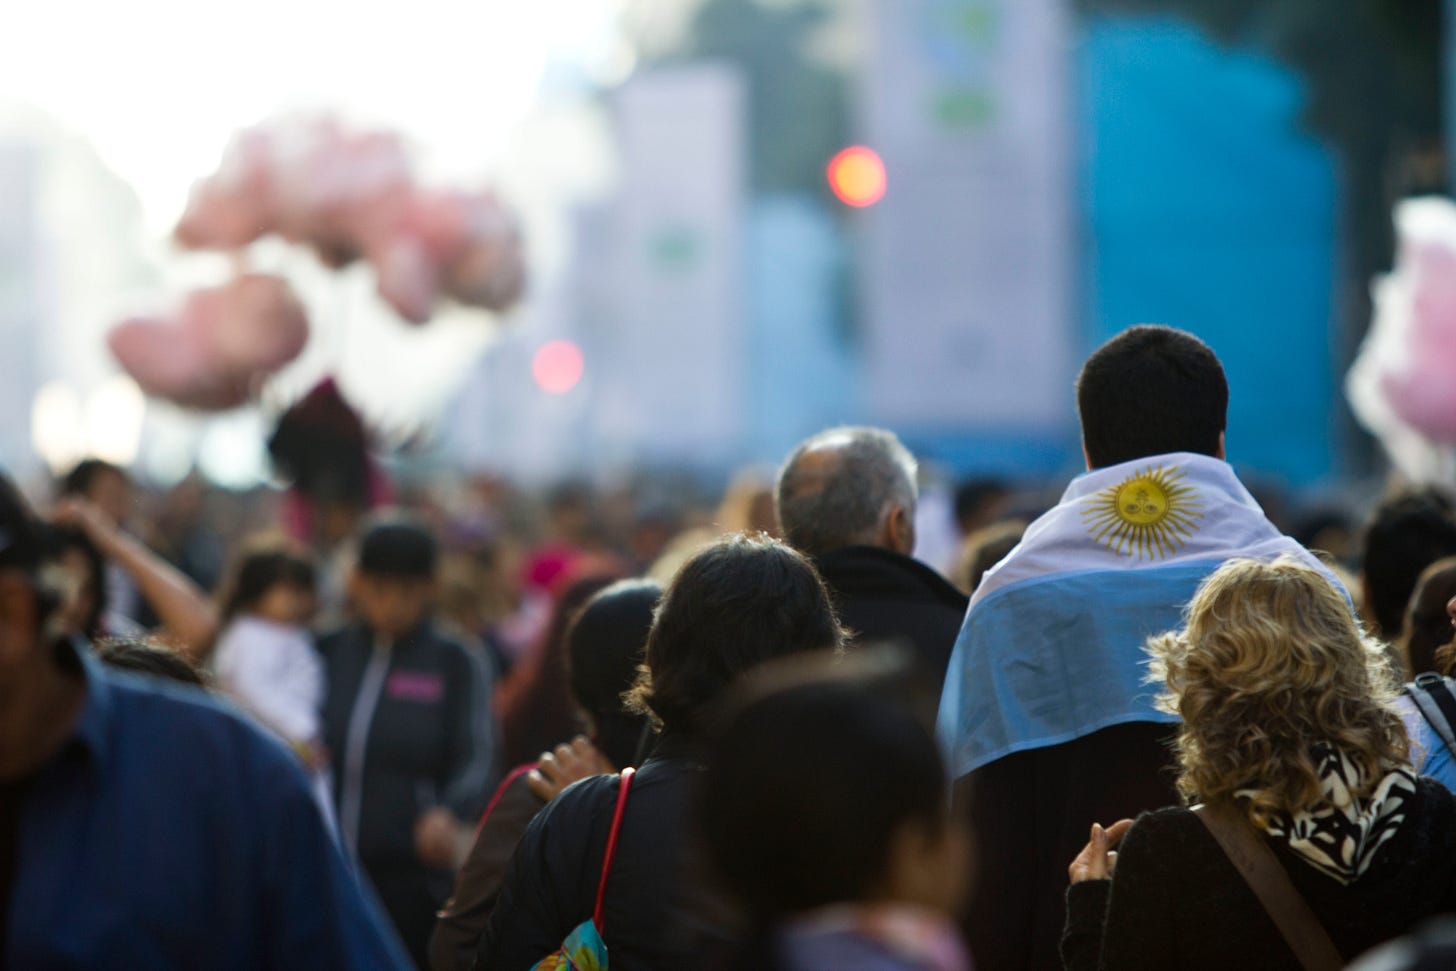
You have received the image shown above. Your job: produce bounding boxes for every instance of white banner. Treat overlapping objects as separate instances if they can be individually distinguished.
[862,0,1075,433]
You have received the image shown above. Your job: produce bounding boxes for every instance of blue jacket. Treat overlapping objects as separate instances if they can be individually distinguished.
[9,645,410,969]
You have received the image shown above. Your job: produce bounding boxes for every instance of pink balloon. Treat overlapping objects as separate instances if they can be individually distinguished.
[108,275,310,411]
[108,318,253,410]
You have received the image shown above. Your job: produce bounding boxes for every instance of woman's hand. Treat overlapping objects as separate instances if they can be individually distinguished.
[52,498,122,556]
[414,807,466,869]
[1068,818,1134,883]
[527,736,615,802]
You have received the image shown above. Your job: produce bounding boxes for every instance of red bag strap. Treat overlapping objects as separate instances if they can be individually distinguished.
[591,767,635,932]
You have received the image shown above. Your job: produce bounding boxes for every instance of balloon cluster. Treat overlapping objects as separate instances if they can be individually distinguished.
[109,116,526,411]
[1348,197,1456,480]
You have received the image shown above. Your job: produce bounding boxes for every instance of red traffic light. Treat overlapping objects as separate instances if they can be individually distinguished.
[827,146,886,208]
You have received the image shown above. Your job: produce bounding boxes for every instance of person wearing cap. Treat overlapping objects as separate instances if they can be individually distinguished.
[0,471,410,968]
[319,513,496,969]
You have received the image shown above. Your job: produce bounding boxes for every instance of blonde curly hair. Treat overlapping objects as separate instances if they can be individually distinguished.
[1147,555,1410,826]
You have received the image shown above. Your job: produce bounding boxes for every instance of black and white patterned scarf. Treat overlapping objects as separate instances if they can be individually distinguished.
[1236,744,1417,885]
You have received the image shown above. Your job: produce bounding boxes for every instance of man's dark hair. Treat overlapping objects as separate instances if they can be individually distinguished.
[0,474,43,575]
[356,516,438,580]
[701,654,946,923]
[1361,489,1456,640]
[1076,325,1228,469]
[627,534,846,734]
[59,459,127,499]
[775,427,918,557]
[97,637,206,688]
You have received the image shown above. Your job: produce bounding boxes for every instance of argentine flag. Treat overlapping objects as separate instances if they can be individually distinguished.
[936,452,1339,780]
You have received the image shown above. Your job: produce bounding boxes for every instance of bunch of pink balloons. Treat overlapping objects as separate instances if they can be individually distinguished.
[1347,196,1456,479]
[109,116,526,411]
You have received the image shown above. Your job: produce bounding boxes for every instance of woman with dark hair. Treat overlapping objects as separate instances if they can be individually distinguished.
[702,651,971,971]
[476,534,848,970]
[1393,557,1456,792]
[430,579,660,971]
[495,573,621,770]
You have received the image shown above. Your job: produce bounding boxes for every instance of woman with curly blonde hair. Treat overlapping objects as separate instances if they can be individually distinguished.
[1062,556,1456,970]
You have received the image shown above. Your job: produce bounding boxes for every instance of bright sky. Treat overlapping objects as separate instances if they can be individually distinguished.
[3,0,623,230]
[2,0,628,483]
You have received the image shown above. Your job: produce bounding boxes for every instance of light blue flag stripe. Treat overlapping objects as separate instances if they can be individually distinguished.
[937,560,1228,779]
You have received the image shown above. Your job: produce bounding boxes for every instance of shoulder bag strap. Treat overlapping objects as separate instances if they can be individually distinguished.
[591,767,636,933]
[1407,674,1456,754]
[1193,800,1343,971]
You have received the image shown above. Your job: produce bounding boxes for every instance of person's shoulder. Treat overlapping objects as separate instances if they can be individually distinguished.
[422,623,486,670]
[1123,805,1205,849]
[105,669,308,777]
[532,773,620,831]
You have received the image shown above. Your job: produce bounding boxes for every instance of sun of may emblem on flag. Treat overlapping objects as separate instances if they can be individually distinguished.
[1082,464,1203,560]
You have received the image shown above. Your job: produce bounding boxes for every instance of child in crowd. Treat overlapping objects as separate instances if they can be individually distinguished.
[701,652,972,971]
[211,541,334,821]
[213,541,324,763]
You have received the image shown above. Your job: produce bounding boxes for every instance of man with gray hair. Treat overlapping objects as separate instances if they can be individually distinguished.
[775,427,968,690]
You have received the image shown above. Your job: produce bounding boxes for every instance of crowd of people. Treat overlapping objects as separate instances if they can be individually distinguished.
[9,323,1456,969]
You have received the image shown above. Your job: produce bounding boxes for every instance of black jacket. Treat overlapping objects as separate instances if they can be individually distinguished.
[813,546,968,692]
[1063,777,1456,969]
[476,735,730,970]
[319,621,496,870]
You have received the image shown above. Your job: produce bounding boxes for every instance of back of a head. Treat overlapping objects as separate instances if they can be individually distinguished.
[1076,325,1228,469]
[357,514,439,580]
[1362,489,1456,640]
[628,533,846,734]
[0,473,43,576]
[1405,557,1456,677]
[775,426,918,556]
[566,579,662,766]
[568,579,661,717]
[701,662,946,922]
[1150,555,1407,822]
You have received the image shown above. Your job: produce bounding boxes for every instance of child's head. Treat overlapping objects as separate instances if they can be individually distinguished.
[566,578,662,767]
[701,653,969,923]
[349,515,438,638]
[221,540,317,626]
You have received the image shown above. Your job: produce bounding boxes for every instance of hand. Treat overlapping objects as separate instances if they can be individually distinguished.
[414,807,464,869]
[1068,819,1134,884]
[51,498,122,554]
[527,736,615,803]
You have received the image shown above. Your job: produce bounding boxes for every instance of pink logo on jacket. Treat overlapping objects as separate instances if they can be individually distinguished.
[386,670,445,703]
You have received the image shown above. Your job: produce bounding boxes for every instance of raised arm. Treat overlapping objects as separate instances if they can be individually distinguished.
[53,497,219,661]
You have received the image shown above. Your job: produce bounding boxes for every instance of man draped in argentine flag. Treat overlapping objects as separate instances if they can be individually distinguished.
[937,326,1341,971]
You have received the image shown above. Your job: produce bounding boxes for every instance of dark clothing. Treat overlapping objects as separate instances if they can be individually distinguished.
[478,735,730,970]
[321,621,496,968]
[956,721,1179,971]
[813,546,968,693]
[0,776,31,962]
[1062,777,1456,969]
[12,645,409,968]
[430,763,544,971]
